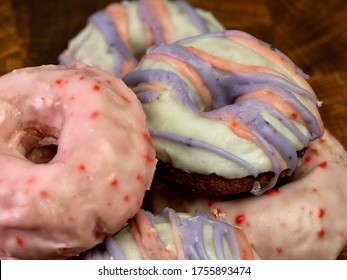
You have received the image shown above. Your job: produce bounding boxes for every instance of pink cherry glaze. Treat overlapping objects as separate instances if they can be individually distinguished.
[0,63,156,259]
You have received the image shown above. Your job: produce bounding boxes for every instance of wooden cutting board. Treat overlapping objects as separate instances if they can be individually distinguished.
[1,0,347,259]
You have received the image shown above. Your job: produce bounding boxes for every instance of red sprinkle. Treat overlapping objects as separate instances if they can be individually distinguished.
[317,229,325,238]
[39,190,49,198]
[110,178,118,188]
[318,161,328,168]
[318,208,325,218]
[143,132,153,146]
[291,113,298,119]
[93,85,100,91]
[303,156,311,163]
[235,214,245,225]
[241,249,251,260]
[136,174,143,184]
[230,122,239,129]
[79,164,86,171]
[265,188,280,196]
[144,151,155,163]
[16,236,24,248]
[90,111,100,119]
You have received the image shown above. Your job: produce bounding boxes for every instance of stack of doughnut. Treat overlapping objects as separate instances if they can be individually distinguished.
[0,0,346,260]
[59,0,224,77]
[84,208,258,260]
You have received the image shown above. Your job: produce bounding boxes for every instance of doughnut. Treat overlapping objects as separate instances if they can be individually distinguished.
[123,30,324,196]
[146,130,347,259]
[84,208,258,260]
[59,0,224,77]
[0,63,156,259]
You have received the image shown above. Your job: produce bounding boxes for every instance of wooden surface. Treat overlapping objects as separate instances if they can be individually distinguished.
[1,0,347,259]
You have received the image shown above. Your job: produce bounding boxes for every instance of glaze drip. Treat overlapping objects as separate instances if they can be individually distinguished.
[88,11,137,76]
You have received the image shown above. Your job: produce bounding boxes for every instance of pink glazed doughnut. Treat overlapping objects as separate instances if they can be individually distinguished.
[0,63,156,259]
[147,130,347,259]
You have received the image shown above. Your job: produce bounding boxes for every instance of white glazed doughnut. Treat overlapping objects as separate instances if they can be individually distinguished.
[0,63,156,259]
[123,30,324,196]
[147,130,347,259]
[59,0,224,77]
[84,208,258,260]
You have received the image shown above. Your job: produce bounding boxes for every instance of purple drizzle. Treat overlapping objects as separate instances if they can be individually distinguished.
[57,53,71,67]
[104,236,126,259]
[217,72,321,139]
[161,208,242,259]
[138,0,214,45]
[139,0,165,44]
[176,1,210,33]
[90,247,104,260]
[146,44,224,107]
[89,10,137,76]
[88,208,245,260]
[124,69,201,112]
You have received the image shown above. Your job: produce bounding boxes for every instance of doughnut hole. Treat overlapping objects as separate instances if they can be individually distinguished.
[19,124,59,164]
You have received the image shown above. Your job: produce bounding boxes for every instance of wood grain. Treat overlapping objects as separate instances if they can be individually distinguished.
[1,0,347,259]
